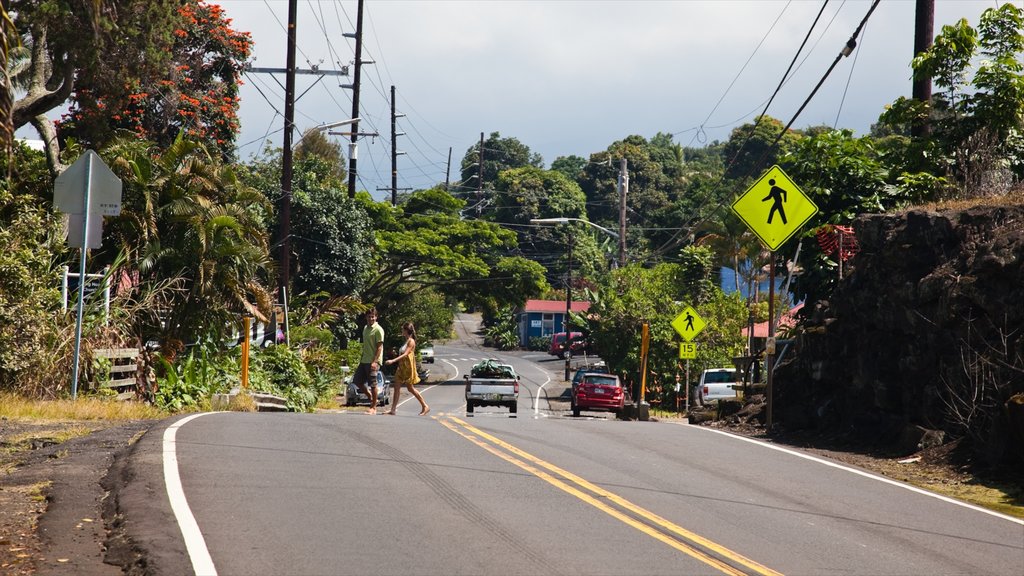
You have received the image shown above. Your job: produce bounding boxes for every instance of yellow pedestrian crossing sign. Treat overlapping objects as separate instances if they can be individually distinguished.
[672,306,705,342]
[732,165,818,251]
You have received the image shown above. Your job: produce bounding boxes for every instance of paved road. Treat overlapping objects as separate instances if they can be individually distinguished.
[115,316,1024,575]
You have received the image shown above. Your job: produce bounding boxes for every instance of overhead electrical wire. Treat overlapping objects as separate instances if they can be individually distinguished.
[655,0,880,258]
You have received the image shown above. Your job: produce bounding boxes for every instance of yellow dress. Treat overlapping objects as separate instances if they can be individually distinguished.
[394,347,420,385]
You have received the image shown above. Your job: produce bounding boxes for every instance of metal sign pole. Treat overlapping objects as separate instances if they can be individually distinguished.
[70,155,94,400]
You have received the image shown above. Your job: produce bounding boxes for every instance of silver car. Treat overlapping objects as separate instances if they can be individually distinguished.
[343,370,390,407]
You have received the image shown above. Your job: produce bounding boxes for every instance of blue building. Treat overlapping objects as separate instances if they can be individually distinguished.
[516,299,591,348]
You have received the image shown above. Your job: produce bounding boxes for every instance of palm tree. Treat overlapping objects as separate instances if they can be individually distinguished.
[105,135,273,347]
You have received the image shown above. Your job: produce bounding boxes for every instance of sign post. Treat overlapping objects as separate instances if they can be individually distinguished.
[731,165,817,428]
[672,306,705,416]
[54,151,122,399]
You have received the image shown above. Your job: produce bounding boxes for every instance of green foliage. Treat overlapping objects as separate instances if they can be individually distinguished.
[722,116,800,182]
[101,136,274,347]
[457,131,543,196]
[885,4,1024,195]
[60,1,252,159]
[550,155,587,181]
[482,306,520,350]
[378,285,455,352]
[587,265,746,399]
[248,345,322,412]
[677,245,715,305]
[154,344,232,411]
[0,153,66,394]
[528,335,551,352]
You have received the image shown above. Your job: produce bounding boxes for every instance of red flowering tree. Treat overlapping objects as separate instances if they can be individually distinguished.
[61,1,252,159]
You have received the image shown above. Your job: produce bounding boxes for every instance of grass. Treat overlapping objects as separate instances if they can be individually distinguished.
[0,393,167,421]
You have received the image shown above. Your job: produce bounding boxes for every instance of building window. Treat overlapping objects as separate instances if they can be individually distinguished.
[542,313,554,335]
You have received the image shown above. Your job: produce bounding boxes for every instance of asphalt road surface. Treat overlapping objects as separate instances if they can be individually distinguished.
[114,315,1024,575]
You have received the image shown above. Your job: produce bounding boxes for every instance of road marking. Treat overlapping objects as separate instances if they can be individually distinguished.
[163,412,218,576]
[441,416,783,576]
[533,371,551,415]
[683,424,1024,526]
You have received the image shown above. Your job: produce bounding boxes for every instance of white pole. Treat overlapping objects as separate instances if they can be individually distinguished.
[62,266,69,312]
[70,154,94,399]
[283,285,291,347]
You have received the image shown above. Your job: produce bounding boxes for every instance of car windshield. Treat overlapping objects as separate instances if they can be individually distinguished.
[705,371,735,383]
[584,376,618,387]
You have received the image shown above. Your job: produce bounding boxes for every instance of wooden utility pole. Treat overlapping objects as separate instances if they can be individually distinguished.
[618,158,628,268]
[346,0,365,198]
[278,0,298,302]
[445,147,452,191]
[912,0,935,137]
[391,85,398,204]
[477,132,484,215]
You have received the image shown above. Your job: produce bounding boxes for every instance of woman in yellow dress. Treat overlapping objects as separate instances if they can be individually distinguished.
[385,322,430,415]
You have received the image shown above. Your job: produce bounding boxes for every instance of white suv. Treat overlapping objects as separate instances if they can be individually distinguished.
[696,368,737,405]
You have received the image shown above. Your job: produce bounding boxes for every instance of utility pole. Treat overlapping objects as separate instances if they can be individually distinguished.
[617,158,628,268]
[278,0,299,304]
[912,0,934,137]
[390,85,407,205]
[445,147,452,191]
[477,132,484,215]
[345,0,365,198]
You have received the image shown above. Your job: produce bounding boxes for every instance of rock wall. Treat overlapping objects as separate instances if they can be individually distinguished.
[776,203,1024,464]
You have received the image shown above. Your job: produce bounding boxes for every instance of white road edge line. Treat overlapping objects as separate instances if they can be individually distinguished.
[683,423,1024,525]
[442,358,467,411]
[533,372,552,415]
[164,412,218,576]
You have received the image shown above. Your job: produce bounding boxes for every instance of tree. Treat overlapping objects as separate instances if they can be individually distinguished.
[5,1,249,175]
[359,187,545,314]
[721,116,800,182]
[550,154,587,181]
[456,132,543,208]
[61,1,252,161]
[102,135,273,349]
[0,143,65,395]
[882,4,1024,196]
[239,146,372,299]
[586,263,746,403]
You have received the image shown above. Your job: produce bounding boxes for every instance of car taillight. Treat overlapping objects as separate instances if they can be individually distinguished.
[703,386,709,395]
[514,380,519,394]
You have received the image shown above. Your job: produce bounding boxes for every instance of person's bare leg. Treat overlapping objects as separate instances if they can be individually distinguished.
[408,383,429,415]
[389,382,401,414]
[368,383,378,414]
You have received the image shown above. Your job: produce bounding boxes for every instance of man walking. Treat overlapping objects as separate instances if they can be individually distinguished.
[352,307,384,414]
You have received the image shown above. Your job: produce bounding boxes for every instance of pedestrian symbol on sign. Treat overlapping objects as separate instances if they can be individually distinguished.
[763,179,788,225]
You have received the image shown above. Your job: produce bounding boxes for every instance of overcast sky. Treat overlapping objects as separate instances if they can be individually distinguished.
[222,0,1001,200]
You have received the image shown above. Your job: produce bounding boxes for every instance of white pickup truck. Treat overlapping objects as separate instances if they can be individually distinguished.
[464,359,519,415]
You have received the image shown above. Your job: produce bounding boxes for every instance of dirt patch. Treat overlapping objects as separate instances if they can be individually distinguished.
[1,418,155,575]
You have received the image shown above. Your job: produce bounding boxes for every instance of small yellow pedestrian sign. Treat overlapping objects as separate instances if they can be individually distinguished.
[732,165,818,251]
[679,342,696,359]
[672,306,705,342]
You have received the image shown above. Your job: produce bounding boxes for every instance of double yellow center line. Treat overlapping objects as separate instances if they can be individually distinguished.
[438,415,783,576]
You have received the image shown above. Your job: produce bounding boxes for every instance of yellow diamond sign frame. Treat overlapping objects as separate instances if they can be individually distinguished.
[672,306,706,342]
[732,165,818,251]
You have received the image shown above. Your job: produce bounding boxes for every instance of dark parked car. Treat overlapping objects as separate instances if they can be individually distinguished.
[548,332,586,358]
[571,373,626,417]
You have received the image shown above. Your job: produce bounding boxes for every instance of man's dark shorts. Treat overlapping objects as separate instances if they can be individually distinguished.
[351,362,377,391]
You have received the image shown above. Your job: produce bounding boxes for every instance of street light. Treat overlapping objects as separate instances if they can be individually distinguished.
[531,217,619,381]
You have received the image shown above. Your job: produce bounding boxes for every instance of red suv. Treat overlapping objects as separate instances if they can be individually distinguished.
[571,373,625,417]
[548,331,585,359]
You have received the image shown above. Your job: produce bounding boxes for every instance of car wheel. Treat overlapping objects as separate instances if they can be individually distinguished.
[466,400,474,413]
[509,402,517,414]
[572,402,580,418]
